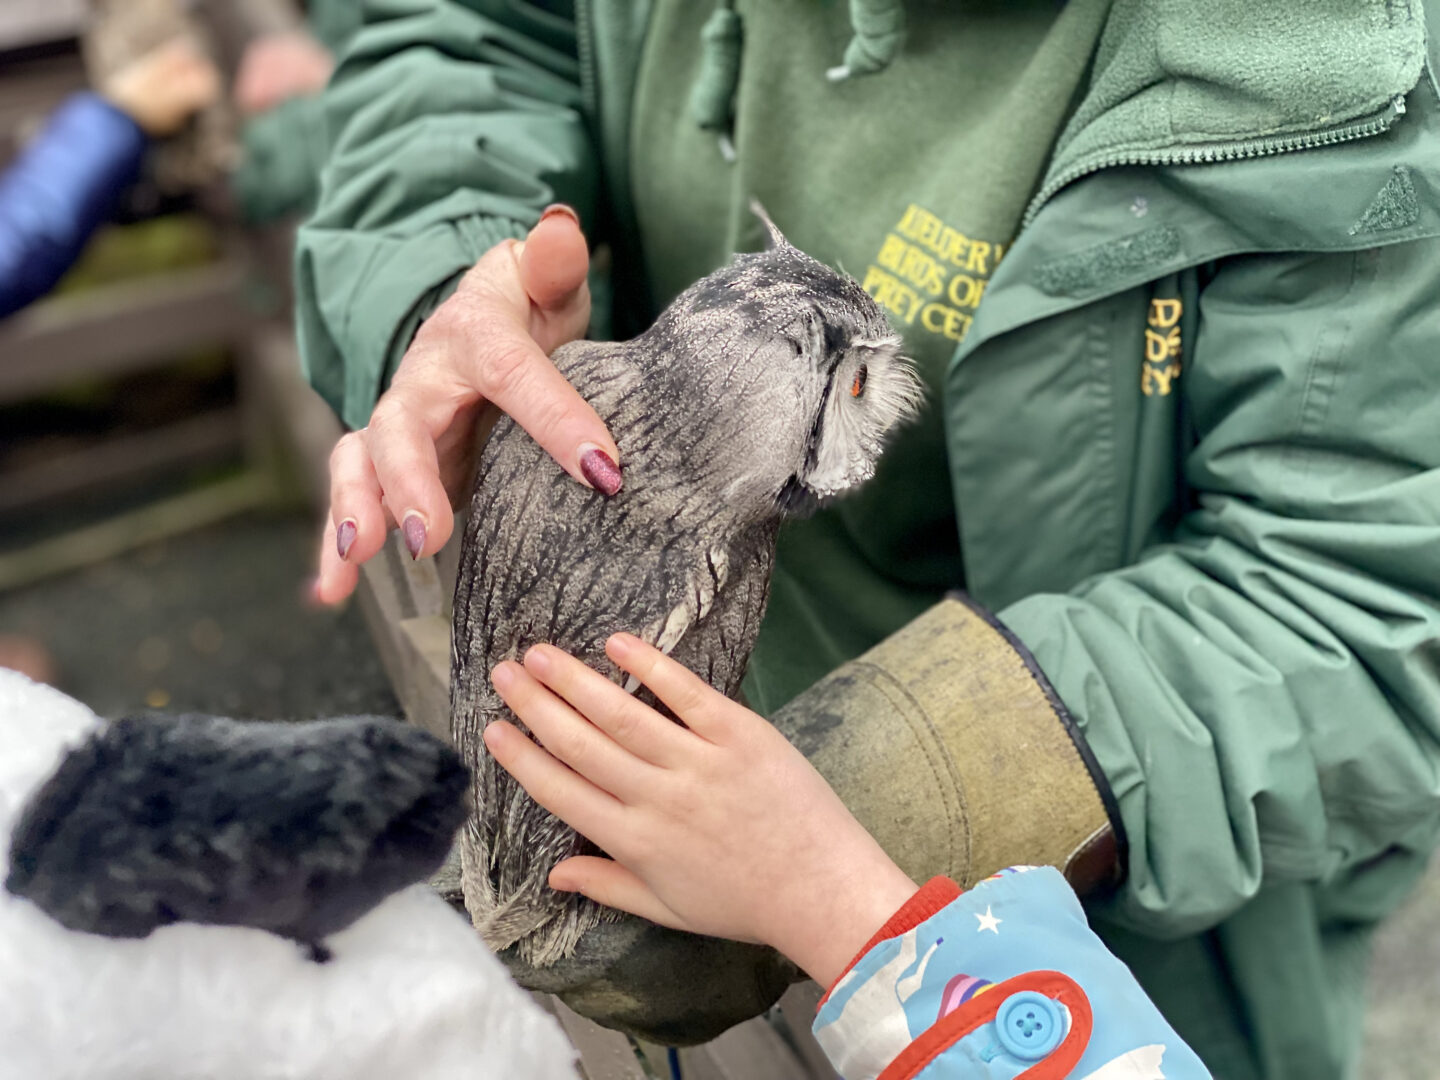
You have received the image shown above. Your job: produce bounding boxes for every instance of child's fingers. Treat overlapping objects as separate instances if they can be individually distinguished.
[482,720,627,841]
[491,662,658,801]
[522,644,688,766]
[548,856,687,933]
[605,634,732,741]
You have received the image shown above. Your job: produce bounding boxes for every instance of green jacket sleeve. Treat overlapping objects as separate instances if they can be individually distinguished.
[307,0,368,55]
[293,0,598,430]
[999,240,1440,940]
[234,95,329,225]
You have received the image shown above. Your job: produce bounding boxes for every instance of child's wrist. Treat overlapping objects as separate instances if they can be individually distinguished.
[770,856,919,989]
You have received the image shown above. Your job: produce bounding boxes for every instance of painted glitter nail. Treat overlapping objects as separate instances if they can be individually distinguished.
[402,513,427,560]
[578,445,622,496]
[336,519,357,560]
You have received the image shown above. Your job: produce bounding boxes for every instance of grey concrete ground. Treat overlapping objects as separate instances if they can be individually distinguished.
[0,511,396,720]
[0,510,1435,1078]
[1364,854,1440,1080]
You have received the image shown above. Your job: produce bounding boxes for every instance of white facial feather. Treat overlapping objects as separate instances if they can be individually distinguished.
[802,333,923,498]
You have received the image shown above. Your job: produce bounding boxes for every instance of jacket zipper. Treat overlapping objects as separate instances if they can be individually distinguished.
[1020,94,1408,229]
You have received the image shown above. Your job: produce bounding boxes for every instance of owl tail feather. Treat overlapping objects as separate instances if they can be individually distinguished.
[474,888,556,954]
[474,888,619,968]
[462,876,617,970]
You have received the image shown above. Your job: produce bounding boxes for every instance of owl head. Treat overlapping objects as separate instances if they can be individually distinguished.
[647,204,923,520]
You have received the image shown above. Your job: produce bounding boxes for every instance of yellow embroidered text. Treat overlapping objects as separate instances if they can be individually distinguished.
[861,204,1005,343]
[1142,297,1182,396]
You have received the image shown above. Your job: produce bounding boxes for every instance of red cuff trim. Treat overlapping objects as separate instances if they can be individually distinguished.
[817,876,962,1011]
[878,970,1093,1080]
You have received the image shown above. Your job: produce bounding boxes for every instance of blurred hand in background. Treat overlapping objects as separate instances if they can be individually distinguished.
[99,37,221,138]
[234,30,335,116]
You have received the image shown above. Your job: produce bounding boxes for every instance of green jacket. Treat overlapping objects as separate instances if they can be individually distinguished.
[294,4,1440,1077]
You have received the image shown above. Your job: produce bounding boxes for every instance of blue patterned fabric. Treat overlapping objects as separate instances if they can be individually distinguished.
[0,92,147,318]
[814,868,1212,1079]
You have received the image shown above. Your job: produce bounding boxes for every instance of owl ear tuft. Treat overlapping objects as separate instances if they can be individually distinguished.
[749,199,792,251]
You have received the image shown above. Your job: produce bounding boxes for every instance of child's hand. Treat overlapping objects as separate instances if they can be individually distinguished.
[100,38,220,138]
[485,634,918,988]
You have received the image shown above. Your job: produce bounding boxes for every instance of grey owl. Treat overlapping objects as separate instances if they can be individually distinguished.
[450,209,923,967]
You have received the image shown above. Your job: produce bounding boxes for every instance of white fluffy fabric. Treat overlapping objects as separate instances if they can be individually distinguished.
[0,671,577,1080]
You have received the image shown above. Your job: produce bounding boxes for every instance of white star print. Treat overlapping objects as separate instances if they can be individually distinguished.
[975,906,1002,934]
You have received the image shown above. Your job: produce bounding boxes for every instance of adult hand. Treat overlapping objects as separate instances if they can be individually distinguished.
[100,38,221,138]
[317,206,617,604]
[233,31,335,116]
[485,634,919,989]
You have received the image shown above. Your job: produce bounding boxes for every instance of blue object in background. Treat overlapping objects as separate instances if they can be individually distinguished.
[0,92,148,319]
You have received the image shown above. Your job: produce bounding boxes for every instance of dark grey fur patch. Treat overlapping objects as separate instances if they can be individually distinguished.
[6,714,469,947]
[1035,226,1183,296]
[1350,166,1420,235]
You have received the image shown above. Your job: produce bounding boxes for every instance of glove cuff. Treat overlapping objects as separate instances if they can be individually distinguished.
[772,595,1126,896]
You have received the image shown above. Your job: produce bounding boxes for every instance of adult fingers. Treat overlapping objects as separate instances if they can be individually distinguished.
[482,720,627,843]
[521,207,590,306]
[329,431,390,554]
[548,857,688,932]
[362,395,455,560]
[522,644,688,767]
[605,634,731,741]
[430,234,617,493]
[491,661,658,802]
[457,302,622,496]
[353,222,617,555]
[315,432,390,603]
[315,516,359,606]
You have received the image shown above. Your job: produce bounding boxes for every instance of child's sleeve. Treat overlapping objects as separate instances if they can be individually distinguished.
[0,93,147,319]
[812,867,1212,1080]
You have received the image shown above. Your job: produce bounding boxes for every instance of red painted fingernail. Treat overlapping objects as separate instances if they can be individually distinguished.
[579,445,622,496]
[402,512,427,560]
[539,203,580,227]
[335,519,357,560]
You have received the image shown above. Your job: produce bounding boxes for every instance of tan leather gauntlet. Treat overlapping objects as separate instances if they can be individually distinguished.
[770,594,1122,897]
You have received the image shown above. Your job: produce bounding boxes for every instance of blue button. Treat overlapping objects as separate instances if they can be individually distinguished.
[994,991,1065,1061]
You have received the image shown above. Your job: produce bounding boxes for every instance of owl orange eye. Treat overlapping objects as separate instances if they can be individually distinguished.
[851,364,868,398]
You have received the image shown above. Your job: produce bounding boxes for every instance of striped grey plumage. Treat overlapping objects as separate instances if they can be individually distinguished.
[450,213,922,966]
